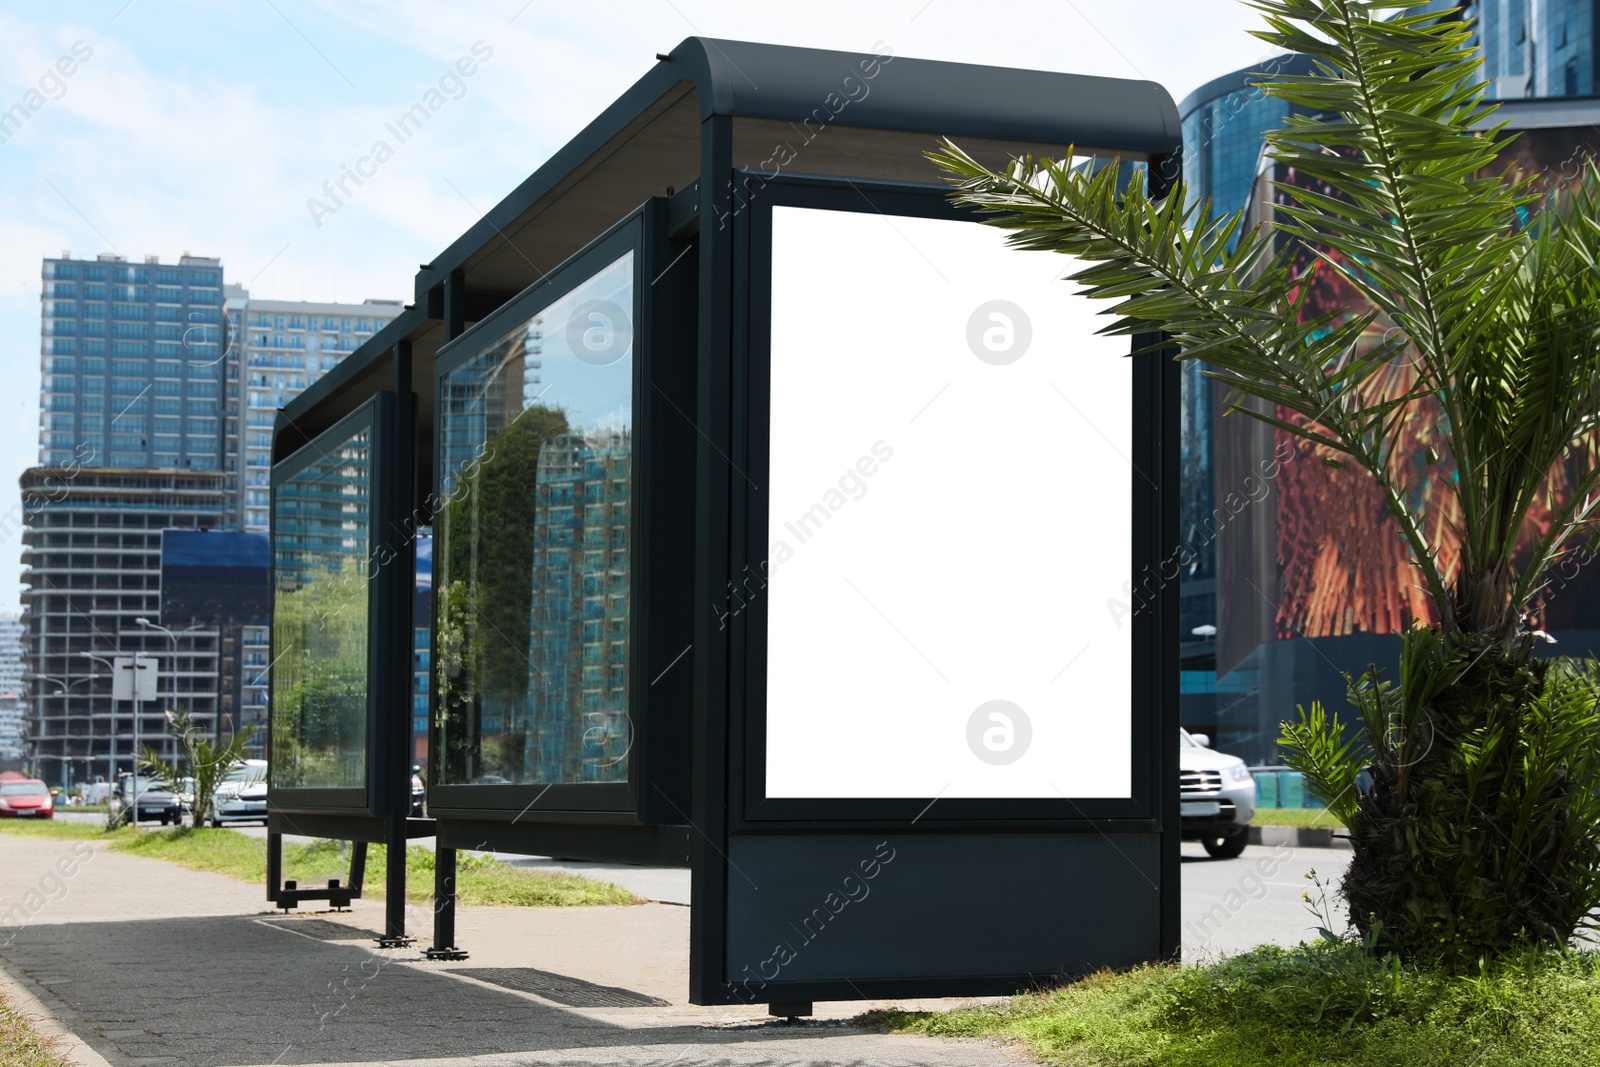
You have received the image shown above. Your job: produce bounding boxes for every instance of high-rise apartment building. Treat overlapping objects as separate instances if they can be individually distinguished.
[524,429,632,782]
[0,615,25,766]
[224,286,404,533]
[19,468,226,787]
[0,695,25,765]
[39,253,226,471]
[24,255,404,782]
[223,287,403,739]
[0,614,23,695]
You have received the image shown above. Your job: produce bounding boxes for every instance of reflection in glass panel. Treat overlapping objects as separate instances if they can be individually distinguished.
[270,425,372,790]
[436,251,634,786]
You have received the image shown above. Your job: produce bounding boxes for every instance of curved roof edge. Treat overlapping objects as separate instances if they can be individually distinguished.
[1178,53,1315,122]
[681,37,1179,148]
[414,37,1180,299]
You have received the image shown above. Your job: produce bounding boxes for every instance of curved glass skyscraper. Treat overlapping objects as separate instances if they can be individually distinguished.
[1178,2,1600,760]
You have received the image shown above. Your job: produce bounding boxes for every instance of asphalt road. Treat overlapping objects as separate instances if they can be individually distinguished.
[56,810,1352,957]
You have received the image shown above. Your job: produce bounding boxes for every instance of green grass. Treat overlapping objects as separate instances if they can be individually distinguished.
[0,989,69,1067]
[0,820,130,841]
[1252,806,1338,828]
[882,940,1600,1067]
[0,822,638,908]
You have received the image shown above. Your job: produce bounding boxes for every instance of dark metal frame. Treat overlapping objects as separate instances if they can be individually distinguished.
[687,168,1182,1006]
[266,389,433,947]
[262,36,1184,988]
[730,174,1160,827]
[426,203,698,854]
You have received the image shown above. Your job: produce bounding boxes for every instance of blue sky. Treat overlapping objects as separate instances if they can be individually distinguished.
[0,0,1279,613]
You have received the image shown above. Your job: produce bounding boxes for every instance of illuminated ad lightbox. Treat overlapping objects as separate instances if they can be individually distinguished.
[757,195,1136,804]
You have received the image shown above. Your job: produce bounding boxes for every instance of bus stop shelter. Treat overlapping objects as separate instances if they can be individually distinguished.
[268,36,1182,1013]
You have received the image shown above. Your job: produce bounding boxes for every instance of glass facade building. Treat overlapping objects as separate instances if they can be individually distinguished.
[38,253,225,471]
[223,288,404,534]
[1467,0,1599,98]
[1178,2,1600,761]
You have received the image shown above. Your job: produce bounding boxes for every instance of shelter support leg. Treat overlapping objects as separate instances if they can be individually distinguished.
[267,830,289,909]
[377,825,413,948]
[423,845,468,960]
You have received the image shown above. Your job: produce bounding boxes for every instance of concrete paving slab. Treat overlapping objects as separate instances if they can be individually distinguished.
[0,836,1026,1067]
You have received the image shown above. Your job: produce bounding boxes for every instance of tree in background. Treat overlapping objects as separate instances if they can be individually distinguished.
[138,709,255,830]
[933,0,1600,960]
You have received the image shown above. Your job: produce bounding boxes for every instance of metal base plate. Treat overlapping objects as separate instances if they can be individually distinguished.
[423,946,470,961]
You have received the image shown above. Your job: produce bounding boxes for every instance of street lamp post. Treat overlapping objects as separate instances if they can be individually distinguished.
[135,618,204,764]
[82,651,150,827]
[79,653,119,813]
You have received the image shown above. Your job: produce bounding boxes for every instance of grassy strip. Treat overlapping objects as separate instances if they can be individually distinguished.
[883,940,1600,1067]
[0,822,122,841]
[0,822,638,907]
[1251,806,1336,828]
[0,988,69,1067]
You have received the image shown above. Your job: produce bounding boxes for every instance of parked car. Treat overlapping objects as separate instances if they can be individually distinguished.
[0,779,55,819]
[210,759,269,826]
[1179,729,1255,858]
[112,775,181,826]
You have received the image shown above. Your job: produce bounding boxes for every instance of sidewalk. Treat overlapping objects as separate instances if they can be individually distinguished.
[0,834,1026,1067]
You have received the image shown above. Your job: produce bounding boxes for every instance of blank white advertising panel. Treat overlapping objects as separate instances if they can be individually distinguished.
[764,206,1134,799]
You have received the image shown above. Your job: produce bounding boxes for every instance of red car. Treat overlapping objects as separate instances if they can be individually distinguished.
[0,779,54,818]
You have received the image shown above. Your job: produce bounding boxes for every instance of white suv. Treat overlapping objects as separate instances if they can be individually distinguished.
[1179,729,1255,857]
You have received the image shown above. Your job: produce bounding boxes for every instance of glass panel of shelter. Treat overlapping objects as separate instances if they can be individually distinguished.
[435,250,635,788]
[270,422,373,791]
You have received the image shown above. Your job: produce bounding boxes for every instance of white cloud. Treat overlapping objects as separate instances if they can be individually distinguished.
[0,0,1287,612]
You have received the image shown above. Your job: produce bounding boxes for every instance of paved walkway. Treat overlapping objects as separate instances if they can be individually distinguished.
[58,814,1356,957]
[2,826,1350,1066]
[0,834,1029,1067]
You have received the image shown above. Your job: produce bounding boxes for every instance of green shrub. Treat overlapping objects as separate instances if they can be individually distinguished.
[886,941,1600,1066]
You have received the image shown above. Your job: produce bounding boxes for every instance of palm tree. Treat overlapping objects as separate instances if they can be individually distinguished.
[932,0,1600,960]
[139,709,256,831]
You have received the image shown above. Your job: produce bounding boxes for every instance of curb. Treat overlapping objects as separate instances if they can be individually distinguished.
[1248,824,1352,850]
[0,955,120,1067]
